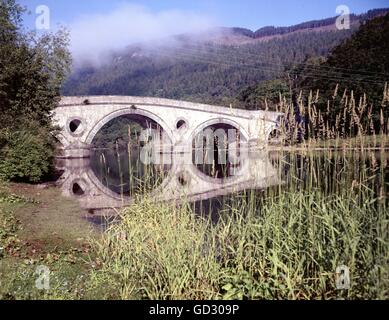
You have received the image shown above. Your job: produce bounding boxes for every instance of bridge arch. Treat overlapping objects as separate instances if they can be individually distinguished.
[73,164,175,204]
[84,107,175,146]
[190,118,250,143]
[187,156,249,185]
[54,96,285,159]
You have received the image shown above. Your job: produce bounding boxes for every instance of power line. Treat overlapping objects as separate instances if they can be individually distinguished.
[146,46,387,86]
[181,42,389,79]
[166,44,389,82]
[154,48,386,85]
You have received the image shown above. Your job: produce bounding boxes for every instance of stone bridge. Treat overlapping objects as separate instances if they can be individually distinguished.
[54,96,283,158]
[56,151,281,213]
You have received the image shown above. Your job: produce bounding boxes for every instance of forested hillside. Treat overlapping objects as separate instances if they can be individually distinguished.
[63,9,388,105]
[252,8,388,38]
[63,30,353,104]
[299,12,389,104]
[294,12,389,133]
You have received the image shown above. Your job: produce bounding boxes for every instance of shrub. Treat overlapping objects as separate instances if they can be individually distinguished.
[0,127,56,182]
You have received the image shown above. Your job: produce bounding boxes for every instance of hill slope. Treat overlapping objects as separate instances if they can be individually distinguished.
[63,8,388,108]
[299,12,389,130]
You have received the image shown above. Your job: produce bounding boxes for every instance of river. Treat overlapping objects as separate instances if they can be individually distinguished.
[55,146,389,227]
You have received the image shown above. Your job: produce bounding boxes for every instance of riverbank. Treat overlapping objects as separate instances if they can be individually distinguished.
[0,182,97,299]
[1,145,388,299]
[266,134,389,151]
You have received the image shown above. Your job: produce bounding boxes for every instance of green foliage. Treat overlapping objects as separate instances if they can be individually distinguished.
[92,116,143,148]
[298,13,389,131]
[238,79,291,110]
[0,245,92,300]
[0,182,93,300]
[0,126,56,182]
[90,198,221,299]
[63,29,355,107]
[0,193,34,204]
[253,8,388,38]
[89,187,388,299]
[0,147,388,300]
[0,0,71,182]
[0,207,19,251]
[64,9,389,105]
[85,149,388,300]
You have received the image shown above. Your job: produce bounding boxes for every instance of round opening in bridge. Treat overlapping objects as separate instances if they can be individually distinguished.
[176,119,187,130]
[192,122,245,180]
[72,182,85,196]
[69,119,82,133]
[90,114,172,196]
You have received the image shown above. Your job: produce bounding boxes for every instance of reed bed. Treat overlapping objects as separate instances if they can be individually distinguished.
[84,89,389,300]
[269,85,389,149]
[88,148,388,300]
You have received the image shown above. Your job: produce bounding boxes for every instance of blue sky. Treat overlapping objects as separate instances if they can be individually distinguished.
[20,0,388,30]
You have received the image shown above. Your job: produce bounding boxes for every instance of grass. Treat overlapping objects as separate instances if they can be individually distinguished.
[3,146,387,300]
[2,173,387,299]
[0,89,388,300]
[268,134,389,151]
[269,85,389,148]
[84,149,388,300]
[0,182,97,299]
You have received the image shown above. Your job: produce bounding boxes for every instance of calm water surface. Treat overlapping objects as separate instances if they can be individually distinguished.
[56,147,389,227]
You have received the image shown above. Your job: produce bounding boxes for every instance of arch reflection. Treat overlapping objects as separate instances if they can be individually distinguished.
[56,150,282,214]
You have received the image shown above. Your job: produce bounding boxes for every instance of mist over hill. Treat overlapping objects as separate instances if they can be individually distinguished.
[63,8,389,108]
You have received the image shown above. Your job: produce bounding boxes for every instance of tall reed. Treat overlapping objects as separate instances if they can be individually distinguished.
[88,148,388,300]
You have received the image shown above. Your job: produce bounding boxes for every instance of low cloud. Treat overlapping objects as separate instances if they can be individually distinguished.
[69,3,217,66]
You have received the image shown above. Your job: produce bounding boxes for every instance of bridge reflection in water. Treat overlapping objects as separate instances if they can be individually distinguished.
[56,150,282,215]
